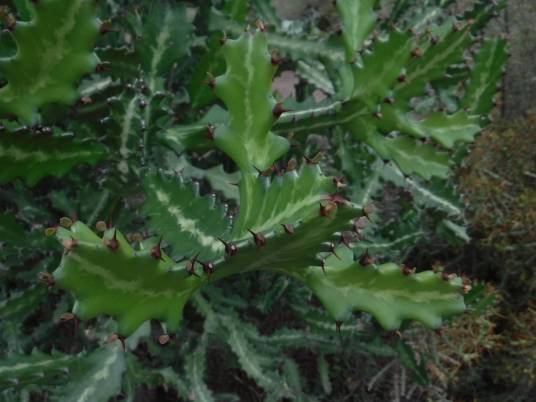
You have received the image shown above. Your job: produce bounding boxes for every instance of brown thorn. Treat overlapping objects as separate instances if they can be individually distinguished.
[411,48,423,58]
[359,249,374,267]
[328,243,340,260]
[248,229,266,250]
[401,265,416,276]
[272,102,288,118]
[96,62,111,73]
[205,124,215,140]
[319,202,337,218]
[117,335,126,352]
[105,229,120,252]
[204,73,216,89]
[304,155,316,165]
[186,253,201,277]
[282,223,295,235]
[253,165,274,177]
[150,236,164,261]
[201,261,215,276]
[320,258,326,275]
[218,237,238,257]
[99,20,113,34]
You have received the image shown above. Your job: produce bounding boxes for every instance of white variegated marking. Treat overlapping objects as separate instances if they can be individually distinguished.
[80,77,113,97]
[69,253,178,300]
[266,34,345,63]
[252,189,323,234]
[363,231,424,250]
[148,10,173,91]
[406,177,462,215]
[152,187,223,254]
[0,355,72,375]
[32,0,85,94]
[191,351,213,402]
[329,283,458,304]
[76,349,121,402]
[118,95,140,176]
[0,145,97,162]
[244,35,255,158]
[227,324,274,388]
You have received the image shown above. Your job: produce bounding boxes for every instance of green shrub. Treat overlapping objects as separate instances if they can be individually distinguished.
[0,0,507,400]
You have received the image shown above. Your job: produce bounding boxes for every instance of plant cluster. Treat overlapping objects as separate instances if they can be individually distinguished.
[0,0,508,400]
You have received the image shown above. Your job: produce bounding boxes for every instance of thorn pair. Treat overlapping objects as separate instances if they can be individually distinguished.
[186,253,215,277]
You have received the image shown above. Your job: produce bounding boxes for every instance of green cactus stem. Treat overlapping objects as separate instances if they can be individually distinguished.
[0,0,100,122]
[51,29,466,337]
[0,132,106,186]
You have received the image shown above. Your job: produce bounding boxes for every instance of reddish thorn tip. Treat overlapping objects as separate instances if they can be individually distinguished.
[272,103,288,118]
[150,236,164,261]
[218,237,238,256]
[282,224,295,235]
[201,261,215,276]
[106,229,120,251]
[248,229,267,249]
[359,249,374,267]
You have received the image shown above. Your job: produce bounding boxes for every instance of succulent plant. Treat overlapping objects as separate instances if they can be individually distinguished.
[0,0,509,400]
[47,27,471,337]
